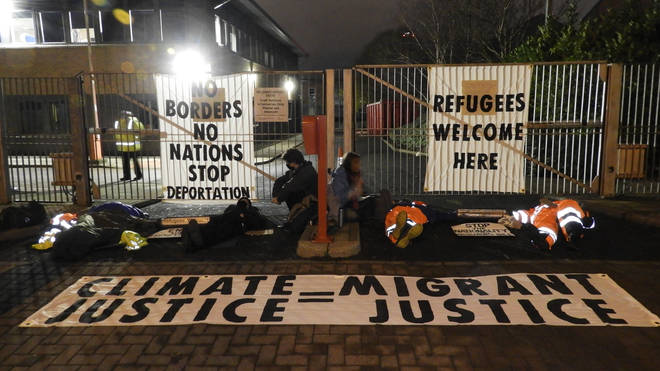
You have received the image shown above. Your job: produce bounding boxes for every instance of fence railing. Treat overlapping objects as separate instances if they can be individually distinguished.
[0,63,658,205]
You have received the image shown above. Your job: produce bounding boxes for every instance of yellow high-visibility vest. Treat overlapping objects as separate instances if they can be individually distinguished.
[114,116,144,152]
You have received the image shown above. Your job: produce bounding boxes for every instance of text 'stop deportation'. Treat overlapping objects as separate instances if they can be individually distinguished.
[21,274,660,327]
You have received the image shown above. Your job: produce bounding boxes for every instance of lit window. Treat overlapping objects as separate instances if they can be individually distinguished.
[69,11,97,43]
[229,24,237,52]
[10,11,36,43]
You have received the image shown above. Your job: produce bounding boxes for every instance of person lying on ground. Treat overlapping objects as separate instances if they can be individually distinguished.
[328,152,363,228]
[499,198,595,250]
[182,197,272,252]
[33,202,158,260]
[384,195,457,248]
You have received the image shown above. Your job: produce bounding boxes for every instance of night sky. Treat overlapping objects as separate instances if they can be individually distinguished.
[255,0,400,69]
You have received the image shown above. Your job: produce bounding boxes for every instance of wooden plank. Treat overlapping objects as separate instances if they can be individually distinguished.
[325,69,335,170]
[354,67,590,191]
[343,69,354,153]
[600,64,623,196]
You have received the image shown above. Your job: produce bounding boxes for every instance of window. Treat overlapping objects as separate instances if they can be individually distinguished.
[130,10,160,42]
[40,12,65,43]
[214,16,223,46]
[229,24,237,52]
[100,10,129,42]
[161,9,186,42]
[69,11,97,43]
[10,11,36,43]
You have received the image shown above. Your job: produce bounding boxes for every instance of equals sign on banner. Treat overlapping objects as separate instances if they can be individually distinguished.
[298,292,334,303]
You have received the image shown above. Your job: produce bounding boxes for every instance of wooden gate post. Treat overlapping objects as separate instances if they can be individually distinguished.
[600,63,623,197]
[343,69,353,153]
[67,78,92,206]
[0,81,9,204]
[325,69,335,169]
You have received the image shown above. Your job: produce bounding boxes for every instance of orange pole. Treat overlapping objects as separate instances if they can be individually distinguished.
[314,115,332,243]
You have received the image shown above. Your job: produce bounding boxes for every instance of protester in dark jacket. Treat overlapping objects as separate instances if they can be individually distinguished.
[328,152,363,225]
[182,197,271,251]
[272,149,318,210]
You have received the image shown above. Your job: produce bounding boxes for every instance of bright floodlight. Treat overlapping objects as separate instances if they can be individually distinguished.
[284,80,295,93]
[172,50,211,79]
[0,0,14,24]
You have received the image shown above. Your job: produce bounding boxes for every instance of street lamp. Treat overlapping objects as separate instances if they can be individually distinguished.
[284,80,295,99]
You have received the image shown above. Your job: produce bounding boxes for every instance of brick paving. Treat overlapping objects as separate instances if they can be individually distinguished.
[0,259,659,370]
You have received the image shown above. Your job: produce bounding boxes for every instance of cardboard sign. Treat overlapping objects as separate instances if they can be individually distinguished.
[148,228,183,239]
[21,274,660,327]
[452,222,515,237]
[160,217,210,227]
[254,88,288,122]
[424,65,532,193]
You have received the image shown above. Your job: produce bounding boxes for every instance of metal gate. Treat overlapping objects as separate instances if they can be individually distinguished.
[351,63,608,196]
[0,77,77,202]
[82,71,324,201]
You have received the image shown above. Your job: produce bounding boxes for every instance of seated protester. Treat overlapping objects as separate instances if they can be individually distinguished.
[182,197,271,251]
[272,149,318,209]
[502,198,595,250]
[272,149,318,233]
[328,152,363,227]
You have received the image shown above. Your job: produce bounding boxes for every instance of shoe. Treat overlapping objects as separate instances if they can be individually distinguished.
[133,175,142,181]
[396,224,423,248]
[120,177,130,181]
[391,211,408,241]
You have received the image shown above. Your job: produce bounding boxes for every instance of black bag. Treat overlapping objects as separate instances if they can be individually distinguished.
[0,201,47,230]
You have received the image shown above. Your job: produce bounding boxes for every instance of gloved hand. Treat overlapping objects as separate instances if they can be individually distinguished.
[498,216,522,229]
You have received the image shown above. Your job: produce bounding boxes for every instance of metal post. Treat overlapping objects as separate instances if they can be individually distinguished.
[343,69,353,153]
[68,78,92,206]
[0,80,9,204]
[313,115,331,244]
[325,69,335,167]
[600,63,623,197]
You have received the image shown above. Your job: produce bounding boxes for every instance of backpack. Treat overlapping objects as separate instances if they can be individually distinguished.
[0,201,47,230]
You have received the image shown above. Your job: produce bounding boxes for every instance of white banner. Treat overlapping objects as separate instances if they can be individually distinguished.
[156,74,255,200]
[424,65,532,192]
[21,274,660,327]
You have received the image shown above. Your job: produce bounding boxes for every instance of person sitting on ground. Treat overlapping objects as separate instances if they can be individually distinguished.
[499,198,595,250]
[328,152,363,227]
[272,149,318,209]
[271,149,318,233]
[182,197,271,252]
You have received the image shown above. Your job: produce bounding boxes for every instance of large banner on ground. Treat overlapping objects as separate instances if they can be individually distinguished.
[424,65,532,193]
[156,74,255,200]
[21,274,660,327]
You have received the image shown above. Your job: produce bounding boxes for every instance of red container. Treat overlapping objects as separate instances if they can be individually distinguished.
[366,101,420,136]
[302,116,318,154]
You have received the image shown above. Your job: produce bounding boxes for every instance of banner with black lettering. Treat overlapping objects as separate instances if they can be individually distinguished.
[156,74,255,200]
[424,65,532,192]
[21,274,660,327]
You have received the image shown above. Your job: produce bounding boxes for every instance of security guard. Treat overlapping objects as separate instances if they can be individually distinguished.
[385,201,433,248]
[507,198,595,250]
[114,110,144,181]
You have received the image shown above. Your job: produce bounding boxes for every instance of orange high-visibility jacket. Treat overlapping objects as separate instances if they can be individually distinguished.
[512,204,559,248]
[554,199,588,241]
[512,199,589,248]
[384,201,429,244]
